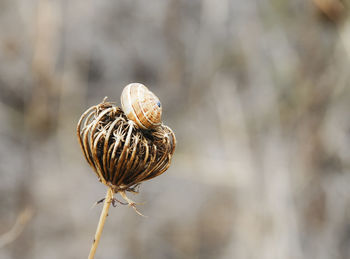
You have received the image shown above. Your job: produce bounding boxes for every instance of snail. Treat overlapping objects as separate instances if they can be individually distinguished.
[121,83,162,130]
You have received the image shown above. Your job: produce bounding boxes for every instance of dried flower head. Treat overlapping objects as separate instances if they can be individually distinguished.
[79,89,176,258]
[77,98,176,194]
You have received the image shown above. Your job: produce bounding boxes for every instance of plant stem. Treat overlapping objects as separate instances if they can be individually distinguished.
[88,187,114,259]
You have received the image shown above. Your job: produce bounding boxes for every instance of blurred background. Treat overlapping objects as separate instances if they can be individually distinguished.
[1,0,350,258]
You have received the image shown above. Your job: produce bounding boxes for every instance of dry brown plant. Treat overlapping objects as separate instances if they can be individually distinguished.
[77,97,176,258]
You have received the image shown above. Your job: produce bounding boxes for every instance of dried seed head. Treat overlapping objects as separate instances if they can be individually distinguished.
[77,98,176,192]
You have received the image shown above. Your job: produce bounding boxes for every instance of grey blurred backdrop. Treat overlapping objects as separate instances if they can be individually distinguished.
[1,0,350,258]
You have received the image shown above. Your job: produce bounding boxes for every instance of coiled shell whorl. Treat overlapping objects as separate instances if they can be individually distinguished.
[121,83,162,129]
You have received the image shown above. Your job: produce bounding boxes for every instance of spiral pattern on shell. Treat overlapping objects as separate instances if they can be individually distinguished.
[121,83,162,130]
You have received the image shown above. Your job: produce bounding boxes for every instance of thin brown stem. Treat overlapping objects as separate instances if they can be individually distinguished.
[88,187,114,259]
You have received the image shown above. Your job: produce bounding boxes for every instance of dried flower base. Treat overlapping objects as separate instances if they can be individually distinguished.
[77,98,176,201]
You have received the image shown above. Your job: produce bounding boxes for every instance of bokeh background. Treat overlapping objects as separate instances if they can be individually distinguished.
[1,0,350,258]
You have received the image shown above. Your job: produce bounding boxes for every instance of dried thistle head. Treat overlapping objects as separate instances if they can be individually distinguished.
[76,98,176,193]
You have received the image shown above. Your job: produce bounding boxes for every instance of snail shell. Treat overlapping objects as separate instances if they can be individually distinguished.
[121,83,162,129]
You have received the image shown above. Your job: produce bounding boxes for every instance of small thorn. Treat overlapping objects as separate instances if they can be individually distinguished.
[111,198,128,207]
[119,191,147,217]
[96,198,105,204]
[90,198,105,209]
[131,204,147,218]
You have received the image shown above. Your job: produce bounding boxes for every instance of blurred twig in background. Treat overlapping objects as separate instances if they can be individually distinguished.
[0,207,34,248]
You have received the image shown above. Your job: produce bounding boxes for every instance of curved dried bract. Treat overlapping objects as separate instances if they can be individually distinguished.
[77,99,176,193]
